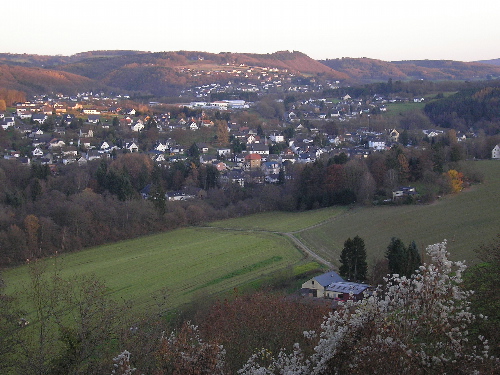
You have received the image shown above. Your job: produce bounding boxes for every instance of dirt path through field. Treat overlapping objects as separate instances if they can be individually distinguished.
[200,221,336,269]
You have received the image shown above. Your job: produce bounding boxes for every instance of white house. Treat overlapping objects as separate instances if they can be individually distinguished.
[492,144,500,159]
[83,109,101,115]
[125,141,139,153]
[32,147,44,157]
[155,142,169,152]
[269,133,285,143]
[217,148,232,157]
[368,138,386,151]
[131,121,144,132]
[0,117,15,129]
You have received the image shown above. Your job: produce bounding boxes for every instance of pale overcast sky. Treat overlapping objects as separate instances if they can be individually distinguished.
[5,0,499,62]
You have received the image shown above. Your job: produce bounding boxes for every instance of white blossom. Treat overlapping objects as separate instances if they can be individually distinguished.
[239,241,499,374]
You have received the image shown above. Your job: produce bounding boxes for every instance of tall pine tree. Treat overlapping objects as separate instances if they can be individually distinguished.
[339,235,368,281]
[386,238,422,278]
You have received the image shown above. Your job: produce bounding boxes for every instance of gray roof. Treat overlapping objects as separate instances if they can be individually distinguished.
[314,271,344,287]
[326,281,370,295]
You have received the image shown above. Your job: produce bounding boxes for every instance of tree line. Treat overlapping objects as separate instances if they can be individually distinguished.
[424,85,500,135]
[0,135,485,266]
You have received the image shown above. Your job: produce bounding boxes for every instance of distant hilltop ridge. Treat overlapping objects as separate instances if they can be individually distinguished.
[0,50,499,96]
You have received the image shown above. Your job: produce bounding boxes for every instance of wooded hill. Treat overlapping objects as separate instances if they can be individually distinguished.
[320,57,500,82]
[0,65,101,96]
[1,50,500,96]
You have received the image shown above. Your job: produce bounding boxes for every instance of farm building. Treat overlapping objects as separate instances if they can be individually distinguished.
[301,270,344,298]
[302,271,371,301]
[325,281,371,302]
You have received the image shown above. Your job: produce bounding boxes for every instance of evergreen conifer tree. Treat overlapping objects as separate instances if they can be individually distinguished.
[339,235,367,281]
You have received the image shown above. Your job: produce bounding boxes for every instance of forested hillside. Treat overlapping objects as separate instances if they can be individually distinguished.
[2,50,500,96]
[320,57,500,82]
[0,65,100,95]
[424,86,500,134]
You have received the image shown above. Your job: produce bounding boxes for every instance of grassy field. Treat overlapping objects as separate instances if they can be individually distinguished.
[384,101,426,116]
[4,161,498,317]
[209,206,348,232]
[4,227,305,314]
[296,160,500,268]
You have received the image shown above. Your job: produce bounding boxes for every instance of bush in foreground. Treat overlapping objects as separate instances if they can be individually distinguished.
[239,241,499,374]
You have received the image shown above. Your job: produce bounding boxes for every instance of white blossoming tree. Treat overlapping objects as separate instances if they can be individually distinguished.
[239,241,500,375]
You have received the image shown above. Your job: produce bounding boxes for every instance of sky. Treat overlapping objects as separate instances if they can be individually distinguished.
[5,0,500,62]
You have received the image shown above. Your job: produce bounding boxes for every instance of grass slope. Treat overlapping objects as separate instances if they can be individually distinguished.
[4,228,304,314]
[209,206,348,232]
[296,160,500,268]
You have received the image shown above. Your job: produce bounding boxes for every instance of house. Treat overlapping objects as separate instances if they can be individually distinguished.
[244,153,262,170]
[78,138,93,149]
[32,113,48,124]
[32,133,52,147]
[149,151,166,163]
[79,128,94,138]
[233,153,246,165]
[224,170,245,186]
[325,281,371,301]
[125,141,139,153]
[199,154,218,164]
[302,271,345,298]
[392,186,417,201]
[492,144,500,159]
[261,161,280,175]
[100,141,111,152]
[0,117,15,129]
[215,162,228,172]
[217,148,232,157]
[297,152,316,163]
[62,146,78,157]
[83,109,100,115]
[389,129,400,142]
[53,103,67,113]
[87,114,101,124]
[62,114,75,124]
[170,144,185,154]
[368,138,386,151]
[264,174,280,184]
[86,149,102,161]
[131,121,144,132]
[200,119,214,127]
[196,143,210,153]
[269,133,285,143]
[244,170,265,185]
[32,147,44,157]
[155,142,169,152]
[248,143,269,155]
[166,190,195,201]
[48,138,66,149]
[18,112,32,120]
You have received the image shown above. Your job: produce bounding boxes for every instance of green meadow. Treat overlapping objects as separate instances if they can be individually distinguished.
[296,160,500,267]
[208,206,348,232]
[4,228,305,315]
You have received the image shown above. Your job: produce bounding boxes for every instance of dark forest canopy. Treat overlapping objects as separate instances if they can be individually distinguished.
[424,85,500,134]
